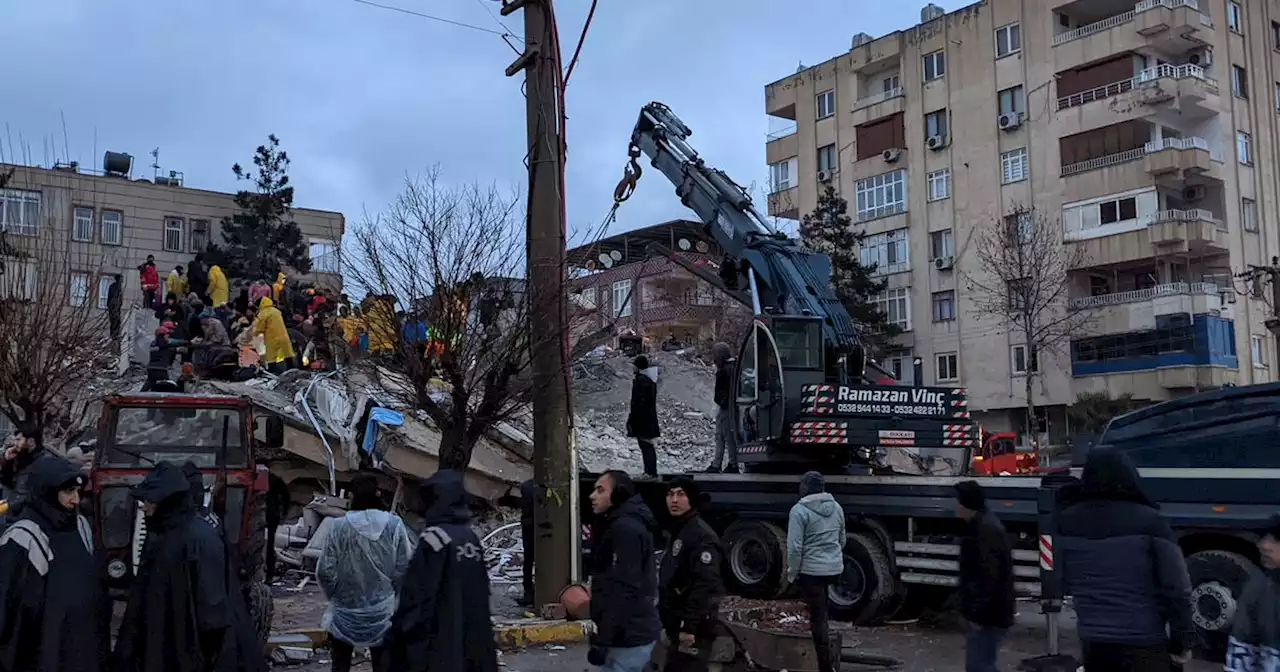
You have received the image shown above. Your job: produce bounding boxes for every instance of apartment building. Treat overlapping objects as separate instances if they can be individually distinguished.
[0,154,344,312]
[764,0,1280,434]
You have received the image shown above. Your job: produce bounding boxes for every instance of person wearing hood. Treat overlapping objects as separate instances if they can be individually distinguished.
[272,272,287,302]
[113,461,231,672]
[954,480,1014,672]
[317,476,413,672]
[586,470,661,672]
[1057,448,1194,671]
[107,275,124,341]
[706,342,738,474]
[785,472,845,672]
[386,470,497,672]
[626,355,661,477]
[253,297,297,374]
[167,265,188,298]
[1225,512,1280,671]
[188,254,209,301]
[139,255,161,310]
[0,455,108,672]
[659,477,724,672]
[207,264,229,308]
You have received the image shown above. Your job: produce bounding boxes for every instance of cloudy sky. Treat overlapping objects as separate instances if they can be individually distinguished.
[2,0,961,242]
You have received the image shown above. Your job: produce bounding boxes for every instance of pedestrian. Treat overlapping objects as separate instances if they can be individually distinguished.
[954,480,1015,672]
[139,255,160,310]
[625,355,660,477]
[262,460,291,584]
[517,478,537,607]
[0,424,56,530]
[318,476,414,672]
[0,456,108,671]
[106,275,123,341]
[167,265,188,298]
[1057,448,1194,671]
[386,470,498,672]
[585,470,660,672]
[113,461,230,672]
[706,342,738,473]
[1225,512,1280,671]
[188,254,208,302]
[784,471,844,672]
[659,477,724,672]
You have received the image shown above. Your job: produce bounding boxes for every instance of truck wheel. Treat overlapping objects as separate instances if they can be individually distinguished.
[247,580,274,648]
[828,533,893,625]
[241,487,269,585]
[1187,550,1261,662]
[722,520,790,598]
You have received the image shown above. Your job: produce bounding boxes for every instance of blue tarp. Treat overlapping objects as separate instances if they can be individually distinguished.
[361,407,406,461]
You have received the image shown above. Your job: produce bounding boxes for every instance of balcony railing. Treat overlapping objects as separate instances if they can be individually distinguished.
[1069,280,1219,309]
[853,87,904,111]
[767,124,798,141]
[1144,136,1224,162]
[1053,0,1203,46]
[1062,136,1222,176]
[1148,208,1225,230]
[1057,63,1210,110]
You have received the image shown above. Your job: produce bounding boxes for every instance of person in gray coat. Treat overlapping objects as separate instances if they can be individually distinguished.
[785,472,845,672]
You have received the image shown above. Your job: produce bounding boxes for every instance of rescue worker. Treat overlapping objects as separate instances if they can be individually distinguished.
[785,472,844,672]
[365,295,396,356]
[0,456,107,671]
[253,297,296,375]
[272,272,287,302]
[167,265,188,298]
[625,356,660,478]
[386,470,497,672]
[706,342,737,474]
[1225,512,1280,671]
[207,264,229,309]
[658,477,724,672]
[113,461,230,672]
[954,480,1015,672]
[586,470,660,672]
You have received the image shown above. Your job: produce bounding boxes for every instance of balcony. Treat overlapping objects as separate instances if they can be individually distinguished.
[1053,0,1209,67]
[766,126,798,164]
[1055,64,1218,134]
[768,186,800,219]
[1143,136,1222,179]
[1070,281,1223,333]
[1067,209,1227,266]
[851,87,905,127]
[1147,208,1228,252]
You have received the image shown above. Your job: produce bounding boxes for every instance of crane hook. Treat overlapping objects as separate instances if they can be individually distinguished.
[614,149,643,204]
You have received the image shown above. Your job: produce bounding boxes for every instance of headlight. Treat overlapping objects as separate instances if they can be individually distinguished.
[107,559,127,579]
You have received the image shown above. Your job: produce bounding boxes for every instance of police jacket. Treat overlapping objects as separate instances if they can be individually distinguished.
[659,513,724,636]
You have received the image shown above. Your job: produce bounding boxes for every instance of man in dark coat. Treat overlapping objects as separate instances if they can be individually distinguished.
[517,478,537,607]
[0,426,56,531]
[954,480,1015,672]
[106,276,123,341]
[187,254,208,302]
[626,356,660,477]
[113,461,231,672]
[706,342,737,474]
[386,470,498,672]
[659,477,724,672]
[586,470,660,672]
[0,456,107,672]
[261,460,291,583]
[1057,448,1194,671]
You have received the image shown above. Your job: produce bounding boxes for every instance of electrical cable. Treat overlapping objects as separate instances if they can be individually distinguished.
[352,0,519,39]
[562,0,598,86]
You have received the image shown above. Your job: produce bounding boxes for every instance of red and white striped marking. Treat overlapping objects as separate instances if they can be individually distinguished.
[1039,535,1054,571]
[943,427,971,438]
[793,421,844,429]
[943,437,973,446]
[804,384,836,392]
[790,434,845,444]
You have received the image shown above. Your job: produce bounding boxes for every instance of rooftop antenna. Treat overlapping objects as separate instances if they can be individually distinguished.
[150,147,161,180]
[60,110,70,165]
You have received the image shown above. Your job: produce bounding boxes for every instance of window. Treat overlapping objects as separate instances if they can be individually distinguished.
[189,219,210,252]
[923,50,945,81]
[859,229,909,274]
[924,109,948,139]
[97,275,116,310]
[1001,148,1028,184]
[932,291,956,322]
[930,229,954,259]
[0,189,41,236]
[612,280,632,317]
[1008,278,1030,311]
[816,90,835,119]
[72,206,94,242]
[574,287,597,310]
[1232,65,1249,98]
[882,74,901,94]
[997,85,1024,118]
[769,160,792,192]
[817,144,837,175]
[163,217,184,252]
[1004,212,1034,244]
[100,210,123,245]
[1099,197,1138,224]
[1243,198,1258,232]
[995,23,1021,58]
[1228,1,1242,33]
[936,352,959,382]
[0,258,37,301]
[1237,132,1253,164]
[873,287,911,331]
[1253,335,1268,368]
[310,239,340,273]
[1012,344,1039,375]
[68,273,90,308]
[884,352,913,382]
[927,169,950,201]
[1275,82,1280,111]
[854,170,906,221]
[1273,21,1280,49]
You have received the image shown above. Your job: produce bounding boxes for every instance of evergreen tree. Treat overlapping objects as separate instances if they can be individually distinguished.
[212,134,311,281]
[799,185,900,348]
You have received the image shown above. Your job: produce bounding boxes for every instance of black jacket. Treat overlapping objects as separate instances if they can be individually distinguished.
[590,495,661,648]
[713,361,732,410]
[265,471,290,528]
[659,513,725,637]
[626,371,660,440]
[187,260,208,296]
[387,470,498,672]
[519,479,536,528]
[957,510,1015,628]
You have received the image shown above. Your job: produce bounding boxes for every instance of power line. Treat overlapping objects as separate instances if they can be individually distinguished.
[471,0,522,40]
[351,0,519,39]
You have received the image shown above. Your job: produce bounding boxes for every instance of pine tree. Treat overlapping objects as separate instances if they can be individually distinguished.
[211,135,310,281]
[799,185,900,348]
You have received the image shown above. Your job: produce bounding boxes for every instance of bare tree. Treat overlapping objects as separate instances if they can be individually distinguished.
[962,204,1094,438]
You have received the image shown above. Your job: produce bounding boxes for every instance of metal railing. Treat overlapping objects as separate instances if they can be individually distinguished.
[1144,136,1224,162]
[1148,208,1225,230]
[854,87,904,111]
[1062,137,1222,176]
[1063,208,1221,241]
[1070,280,1218,309]
[854,200,907,223]
[767,124,798,141]
[1057,63,1210,110]
[1054,0,1203,46]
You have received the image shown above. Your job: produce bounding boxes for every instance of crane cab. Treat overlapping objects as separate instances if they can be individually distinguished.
[735,315,841,446]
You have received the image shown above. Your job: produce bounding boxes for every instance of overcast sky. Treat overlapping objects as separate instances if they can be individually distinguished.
[2,0,961,242]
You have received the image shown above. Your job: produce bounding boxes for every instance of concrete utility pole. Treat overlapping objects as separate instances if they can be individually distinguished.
[502,0,579,607]
[1236,256,1280,370]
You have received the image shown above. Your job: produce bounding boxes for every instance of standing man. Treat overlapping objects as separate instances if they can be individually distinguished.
[659,477,724,672]
[106,275,123,342]
[517,478,537,607]
[138,255,161,311]
[187,253,209,304]
[784,472,844,672]
[954,480,1015,672]
[706,342,738,474]
[626,356,660,478]
[262,460,291,584]
[167,265,188,299]
[586,470,660,672]
[1225,512,1280,671]
[0,425,54,531]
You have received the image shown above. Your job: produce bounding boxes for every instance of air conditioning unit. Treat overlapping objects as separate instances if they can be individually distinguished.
[1182,185,1206,201]
[1188,49,1212,67]
[926,135,949,151]
[933,256,955,271]
[998,113,1023,131]
[817,169,833,182]
[882,148,903,163]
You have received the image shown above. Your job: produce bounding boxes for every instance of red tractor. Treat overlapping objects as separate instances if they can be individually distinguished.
[85,393,284,647]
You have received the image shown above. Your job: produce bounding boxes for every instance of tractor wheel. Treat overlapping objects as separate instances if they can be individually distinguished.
[247,580,274,650]
[240,486,273,649]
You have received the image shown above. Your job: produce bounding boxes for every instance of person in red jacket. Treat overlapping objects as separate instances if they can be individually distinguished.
[138,255,161,311]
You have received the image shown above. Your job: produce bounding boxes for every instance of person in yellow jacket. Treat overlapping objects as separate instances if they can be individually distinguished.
[253,297,296,374]
[166,265,188,298]
[207,264,230,308]
[366,296,396,354]
[273,272,287,302]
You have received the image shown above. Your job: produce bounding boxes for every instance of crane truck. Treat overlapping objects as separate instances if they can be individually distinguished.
[579,102,1280,662]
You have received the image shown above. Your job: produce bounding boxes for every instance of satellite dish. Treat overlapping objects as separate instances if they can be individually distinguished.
[600,255,615,269]
[678,238,692,251]
[695,241,709,253]
[609,250,623,261]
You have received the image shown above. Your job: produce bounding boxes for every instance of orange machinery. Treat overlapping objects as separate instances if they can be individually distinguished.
[969,430,1041,476]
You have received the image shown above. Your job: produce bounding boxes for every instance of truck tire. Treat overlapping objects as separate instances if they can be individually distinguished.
[1186,550,1261,662]
[241,487,273,650]
[248,580,274,649]
[722,520,790,598]
[828,533,894,625]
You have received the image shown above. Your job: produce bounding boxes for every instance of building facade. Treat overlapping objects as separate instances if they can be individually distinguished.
[764,0,1279,435]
